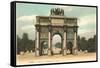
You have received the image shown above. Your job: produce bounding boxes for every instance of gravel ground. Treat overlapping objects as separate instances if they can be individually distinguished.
[16,52,96,65]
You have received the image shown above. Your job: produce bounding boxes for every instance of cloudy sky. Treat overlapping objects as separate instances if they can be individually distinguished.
[16,3,96,40]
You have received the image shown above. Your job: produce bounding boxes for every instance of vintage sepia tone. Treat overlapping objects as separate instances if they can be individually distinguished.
[16,3,97,65]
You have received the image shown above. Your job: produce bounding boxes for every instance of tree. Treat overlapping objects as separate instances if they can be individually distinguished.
[87,35,96,52]
[77,35,81,50]
[21,33,29,52]
[55,42,62,48]
[79,37,88,51]
[77,35,96,52]
[67,42,73,54]
[17,35,21,54]
[17,33,36,55]
[27,40,35,52]
[42,41,48,49]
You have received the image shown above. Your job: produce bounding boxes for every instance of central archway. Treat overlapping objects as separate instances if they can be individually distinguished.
[52,34,62,55]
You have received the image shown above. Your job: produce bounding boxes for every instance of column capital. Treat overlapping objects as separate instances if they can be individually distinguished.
[35,24,40,31]
[73,26,78,32]
[63,25,67,32]
[48,25,52,32]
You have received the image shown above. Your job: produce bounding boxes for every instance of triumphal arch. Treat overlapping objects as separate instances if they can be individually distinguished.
[35,8,78,56]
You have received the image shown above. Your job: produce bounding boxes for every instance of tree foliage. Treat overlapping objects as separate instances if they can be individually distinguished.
[55,42,62,48]
[17,33,35,54]
[78,35,96,52]
[17,33,97,55]
[42,41,48,49]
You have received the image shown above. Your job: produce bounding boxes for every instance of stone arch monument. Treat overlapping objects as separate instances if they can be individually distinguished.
[35,8,78,56]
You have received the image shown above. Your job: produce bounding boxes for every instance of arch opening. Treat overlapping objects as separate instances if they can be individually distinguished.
[52,34,62,55]
[41,41,48,55]
[67,42,73,54]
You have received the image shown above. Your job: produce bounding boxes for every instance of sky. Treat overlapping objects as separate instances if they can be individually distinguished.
[16,3,96,41]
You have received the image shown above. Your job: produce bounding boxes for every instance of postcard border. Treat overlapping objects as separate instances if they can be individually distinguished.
[10,1,98,67]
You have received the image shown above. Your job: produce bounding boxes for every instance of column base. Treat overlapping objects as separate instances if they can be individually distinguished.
[72,48,78,55]
[35,49,40,56]
[48,49,52,56]
[62,49,67,56]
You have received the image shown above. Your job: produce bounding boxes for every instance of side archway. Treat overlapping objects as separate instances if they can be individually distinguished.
[40,41,48,55]
[67,42,73,54]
